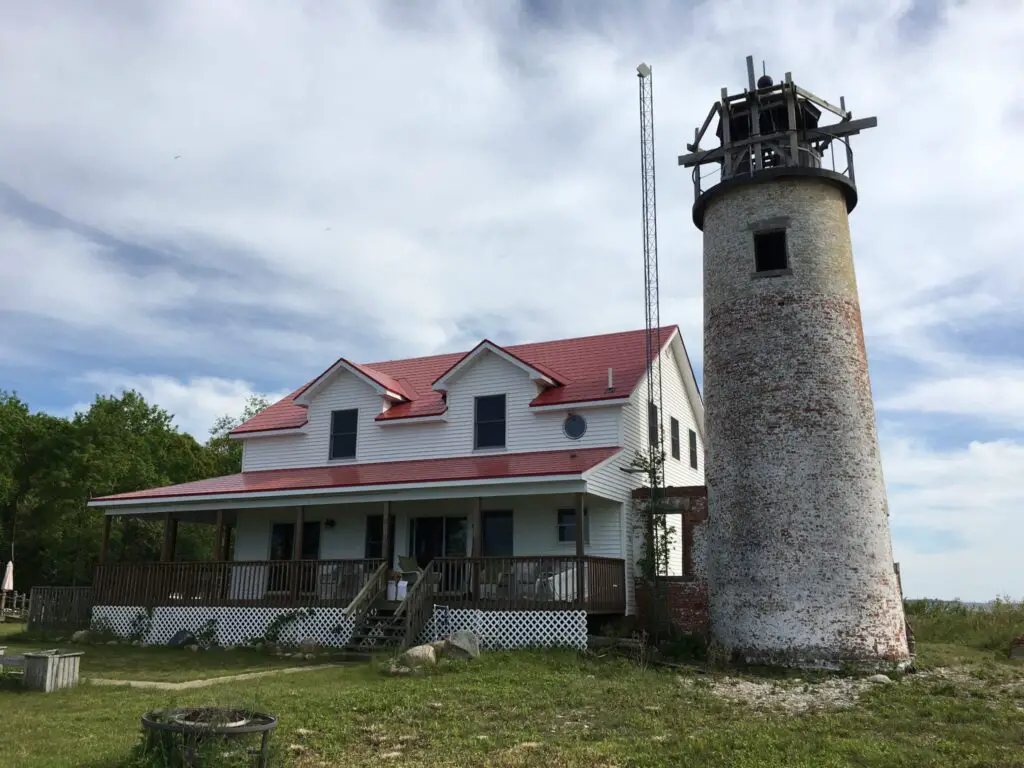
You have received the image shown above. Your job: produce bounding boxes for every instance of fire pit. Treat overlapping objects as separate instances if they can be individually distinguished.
[140,707,277,767]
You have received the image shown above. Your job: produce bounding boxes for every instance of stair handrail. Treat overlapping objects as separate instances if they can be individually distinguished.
[343,561,388,616]
[394,560,436,648]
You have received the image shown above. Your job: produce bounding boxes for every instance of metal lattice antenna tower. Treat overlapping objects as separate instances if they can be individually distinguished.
[637,63,664,482]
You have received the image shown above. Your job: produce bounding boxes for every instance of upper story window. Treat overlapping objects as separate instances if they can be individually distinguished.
[689,428,698,469]
[670,417,681,460]
[647,401,659,446]
[753,229,788,272]
[329,409,358,460]
[474,394,506,449]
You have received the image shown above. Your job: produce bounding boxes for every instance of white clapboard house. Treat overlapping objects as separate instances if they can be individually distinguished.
[88,326,704,650]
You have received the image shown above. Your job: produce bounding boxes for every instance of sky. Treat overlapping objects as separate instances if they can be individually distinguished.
[1,0,1021,602]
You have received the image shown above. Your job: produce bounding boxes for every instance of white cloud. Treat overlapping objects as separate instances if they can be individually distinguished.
[74,373,290,441]
[881,429,1024,601]
[0,1,1022,599]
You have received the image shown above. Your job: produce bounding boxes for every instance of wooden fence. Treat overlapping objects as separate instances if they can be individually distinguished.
[27,587,94,632]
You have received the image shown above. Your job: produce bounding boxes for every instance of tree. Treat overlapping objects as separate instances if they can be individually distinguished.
[207,394,271,475]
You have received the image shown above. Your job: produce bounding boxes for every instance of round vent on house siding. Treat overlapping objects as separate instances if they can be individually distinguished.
[563,413,587,440]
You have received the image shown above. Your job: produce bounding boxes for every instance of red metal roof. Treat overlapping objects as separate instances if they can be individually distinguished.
[92,447,621,503]
[233,326,678,434]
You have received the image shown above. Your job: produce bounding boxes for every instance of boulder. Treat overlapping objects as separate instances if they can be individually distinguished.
[398,644,438,668]
[429,639,450,657]
[186,644,200,652]
[1009,635,1024,660]
[167,629,198,648]
[71,630,91,644]
[446,630,481,660]
[299,638,319,655]
[866,674,893,685]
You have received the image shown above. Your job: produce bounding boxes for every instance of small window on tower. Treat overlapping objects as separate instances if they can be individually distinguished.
[754,230,788,272]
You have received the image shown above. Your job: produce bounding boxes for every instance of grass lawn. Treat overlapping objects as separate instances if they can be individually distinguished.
[0,603,1022,767]
[0,623,323,682]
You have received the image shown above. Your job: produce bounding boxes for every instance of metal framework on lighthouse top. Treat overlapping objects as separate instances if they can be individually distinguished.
[678,55,878,229]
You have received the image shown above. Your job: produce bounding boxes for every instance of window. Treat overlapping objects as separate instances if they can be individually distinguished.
[268,520,321,592]
[689,429,698,469]
[481,510,514,557]
[557,508,590,545]
[754,230,788,272]
[563,413,587,440]
[648,402,659,446]
[670,417,681,460]
[474,394,506,449]
[329,409,358,459]
[364,514,395,560]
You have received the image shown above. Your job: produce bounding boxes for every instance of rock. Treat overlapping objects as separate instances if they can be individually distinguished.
[445,630,481,660]
[430,639,450,657]
[866,674,893,685]
[1009,635,1024,660]
[298,637,319,654]
[106,640,119,645]
[167,629,198,648]
[71,630,91,644]
[399,644,438,668]
[304,653,316,660]
[132,640,143,647]
[386,663,421,677]
[186,644,200,652]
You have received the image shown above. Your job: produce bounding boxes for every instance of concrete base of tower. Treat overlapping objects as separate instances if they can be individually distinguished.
[706,596,912,672]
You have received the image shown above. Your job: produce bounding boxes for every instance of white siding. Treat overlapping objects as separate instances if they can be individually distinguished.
[242,350,622,472]
[229,494,624,565]
[589,342,705,578]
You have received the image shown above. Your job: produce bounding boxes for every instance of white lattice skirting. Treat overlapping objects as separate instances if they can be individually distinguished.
[90,606,356,647]
[91,605,588,650]
[417,609,588,651]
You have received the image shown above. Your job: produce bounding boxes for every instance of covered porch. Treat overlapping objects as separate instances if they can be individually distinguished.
[92,490,627,615]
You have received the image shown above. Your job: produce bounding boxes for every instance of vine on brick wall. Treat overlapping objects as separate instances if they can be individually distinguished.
[629,447,676,585]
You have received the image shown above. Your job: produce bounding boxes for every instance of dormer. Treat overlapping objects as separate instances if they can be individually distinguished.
[431,339,566,396]
[292,358,412,411]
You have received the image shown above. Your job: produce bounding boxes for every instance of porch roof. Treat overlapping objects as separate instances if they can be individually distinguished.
[88,447,621,507]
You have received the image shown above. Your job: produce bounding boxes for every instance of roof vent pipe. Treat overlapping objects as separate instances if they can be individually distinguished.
[607,367,615,391]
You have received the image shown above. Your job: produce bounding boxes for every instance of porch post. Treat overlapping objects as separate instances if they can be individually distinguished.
[160,513,174,562]
[381,502,392,569]
[99,514,112,564]
[291,506,305,601]
[213,510,224,561]
[575,492,586,609]
[221,524,233,560]
[471,497,482,602]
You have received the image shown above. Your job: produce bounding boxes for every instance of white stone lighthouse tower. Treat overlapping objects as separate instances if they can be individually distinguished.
[678,57,909,670]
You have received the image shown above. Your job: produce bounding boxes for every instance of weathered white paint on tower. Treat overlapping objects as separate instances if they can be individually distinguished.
[701,176,909,669]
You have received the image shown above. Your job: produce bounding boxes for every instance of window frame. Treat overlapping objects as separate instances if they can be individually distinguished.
[670,417,681,460]
[328,408,358,460]
[688,428,699,469]
[752,228,790,274]
[474,393,507,450]
[647,401,659,447]
[556,507,590,546]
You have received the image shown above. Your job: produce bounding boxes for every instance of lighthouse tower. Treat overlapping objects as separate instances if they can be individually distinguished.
[678,57,909,669]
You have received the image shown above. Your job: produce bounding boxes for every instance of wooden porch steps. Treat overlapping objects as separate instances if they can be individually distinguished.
[345,601,408,652]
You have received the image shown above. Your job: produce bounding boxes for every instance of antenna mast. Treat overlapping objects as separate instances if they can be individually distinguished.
[637,63,664,482]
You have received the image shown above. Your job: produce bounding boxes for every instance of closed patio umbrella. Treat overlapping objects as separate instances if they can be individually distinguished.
[1,561,11,592]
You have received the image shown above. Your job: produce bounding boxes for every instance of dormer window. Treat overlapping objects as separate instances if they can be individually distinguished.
[329,409,358,460]
[474,394,506,449]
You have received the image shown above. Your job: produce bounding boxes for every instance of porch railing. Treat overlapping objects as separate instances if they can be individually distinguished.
[93,559,385,608]
[422,556,625,614]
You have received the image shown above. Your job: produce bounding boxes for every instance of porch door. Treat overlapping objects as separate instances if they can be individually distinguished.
[268,521,321,593]
[365,514,396,564]
[410,517,445,569]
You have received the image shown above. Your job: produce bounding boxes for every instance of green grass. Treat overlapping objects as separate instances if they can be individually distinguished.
[0,602,1021,767]
[0,624,323,682]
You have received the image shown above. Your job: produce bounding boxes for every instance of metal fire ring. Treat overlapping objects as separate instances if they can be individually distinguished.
[141,708,278,766]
